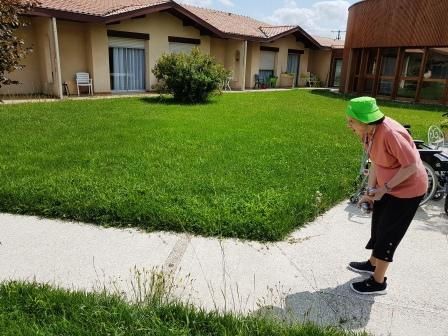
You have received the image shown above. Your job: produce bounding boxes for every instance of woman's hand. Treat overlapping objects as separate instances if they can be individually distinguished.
[357,194,374,207]
[372,186,387,201]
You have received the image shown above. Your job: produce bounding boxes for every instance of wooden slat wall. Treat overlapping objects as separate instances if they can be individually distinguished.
[340,0,448,97]
[345,0,448,49]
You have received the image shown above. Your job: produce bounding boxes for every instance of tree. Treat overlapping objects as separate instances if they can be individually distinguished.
[0,0,38,88]
[152,48,230,104]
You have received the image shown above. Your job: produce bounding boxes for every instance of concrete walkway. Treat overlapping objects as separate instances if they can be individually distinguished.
[1,201,447,336]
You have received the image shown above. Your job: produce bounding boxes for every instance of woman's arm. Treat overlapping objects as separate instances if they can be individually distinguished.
[367,163,377,190]
[385,163,418,189]
[373,163,418,200]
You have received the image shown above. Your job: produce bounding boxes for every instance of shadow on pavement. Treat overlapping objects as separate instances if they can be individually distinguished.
[414,201,448,235]
[254,277,376,330]
[343,202,371,225]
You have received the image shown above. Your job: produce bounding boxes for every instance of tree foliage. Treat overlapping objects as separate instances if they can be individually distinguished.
[0,0,38,88]
[152,48,230,104]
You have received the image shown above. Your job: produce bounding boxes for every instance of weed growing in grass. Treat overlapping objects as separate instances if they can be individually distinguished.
[0,273,369,336]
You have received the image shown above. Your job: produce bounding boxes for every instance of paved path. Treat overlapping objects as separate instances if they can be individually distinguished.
[1,201,447,336]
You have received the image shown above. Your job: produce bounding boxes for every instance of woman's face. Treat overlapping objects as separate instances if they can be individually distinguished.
[347,117,367,138]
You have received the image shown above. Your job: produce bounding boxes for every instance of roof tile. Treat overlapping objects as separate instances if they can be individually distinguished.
[33,0,340,47]
[36,0,170,16]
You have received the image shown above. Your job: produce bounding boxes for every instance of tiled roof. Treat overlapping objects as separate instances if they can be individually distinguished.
[183,5,290,38]
[313,36,345,49]
[32,0,334,48]
[35,0,170,17]
[259,26,297,38]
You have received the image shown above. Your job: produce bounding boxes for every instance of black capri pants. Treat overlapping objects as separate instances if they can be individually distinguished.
[366,193,424,262]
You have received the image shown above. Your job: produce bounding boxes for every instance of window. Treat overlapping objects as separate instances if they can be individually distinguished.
[169,42,196,54]
[401,50,423,77]
[397,80,418,99]
[420,48,448,102]
[259,50,277,83]
[366,49,377,75]
[168,37,200,54]
[108,36,146,91]
[380,48,398,77]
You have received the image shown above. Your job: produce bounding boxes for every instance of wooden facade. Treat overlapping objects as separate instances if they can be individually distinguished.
[341,0,448,105]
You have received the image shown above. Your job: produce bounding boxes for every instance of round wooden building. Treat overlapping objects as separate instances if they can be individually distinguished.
[341,0,448,105]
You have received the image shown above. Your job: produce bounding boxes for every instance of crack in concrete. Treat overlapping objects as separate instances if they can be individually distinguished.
[163,235,191,274]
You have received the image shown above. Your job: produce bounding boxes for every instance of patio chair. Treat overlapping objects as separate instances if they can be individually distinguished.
[306,73,321,87]
[222,75,232,91]
[75,72,93,96]
[428,125,447,149]
[254,74,262,89]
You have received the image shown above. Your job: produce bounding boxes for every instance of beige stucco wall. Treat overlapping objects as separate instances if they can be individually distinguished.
[246,42,259,89]
[0,17,62,97]
[211,37,247,90]
[86,24,110,93]
[57,21,89,94]
[308,50,332,87]
[107,12,211,91]
[0,18,43,96]
[210,38,225,64]
[246,36,310,89]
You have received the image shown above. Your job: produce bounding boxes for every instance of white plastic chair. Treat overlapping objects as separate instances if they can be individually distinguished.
[75,72,93,96]
[222,76,232,91]
[427,125,446,149]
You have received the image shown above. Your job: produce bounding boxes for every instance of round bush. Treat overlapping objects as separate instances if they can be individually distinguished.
[152,48,230,103]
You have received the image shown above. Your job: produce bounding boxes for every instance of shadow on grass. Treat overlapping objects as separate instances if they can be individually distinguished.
[255,278,374,331]
[310,89,448,113]
[139,95,219,106]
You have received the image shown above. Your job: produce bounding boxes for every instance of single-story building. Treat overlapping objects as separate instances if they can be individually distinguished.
[1,0,344,97]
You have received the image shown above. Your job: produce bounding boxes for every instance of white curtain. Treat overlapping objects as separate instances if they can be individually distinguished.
[111,47,145,91]
[287,54,299,75]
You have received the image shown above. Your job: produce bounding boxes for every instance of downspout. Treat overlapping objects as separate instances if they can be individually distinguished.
[241,40,248,91]
[51,17,63,99]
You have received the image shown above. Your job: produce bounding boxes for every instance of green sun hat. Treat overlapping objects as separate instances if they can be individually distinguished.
[346,97,384,124]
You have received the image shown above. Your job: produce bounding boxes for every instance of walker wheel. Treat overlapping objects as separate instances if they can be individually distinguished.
[432,192,444,201]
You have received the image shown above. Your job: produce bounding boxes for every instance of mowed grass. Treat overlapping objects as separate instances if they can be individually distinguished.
[0,91,444,241]
[0,281,368,336]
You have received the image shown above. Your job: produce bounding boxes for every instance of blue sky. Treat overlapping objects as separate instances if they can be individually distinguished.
[179,0,358,38]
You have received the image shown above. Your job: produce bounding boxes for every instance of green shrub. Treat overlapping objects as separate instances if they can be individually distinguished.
[152,48,230,103]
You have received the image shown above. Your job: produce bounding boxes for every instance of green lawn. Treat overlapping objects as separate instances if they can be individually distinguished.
[0,281,367,336]
[0,90,445,241]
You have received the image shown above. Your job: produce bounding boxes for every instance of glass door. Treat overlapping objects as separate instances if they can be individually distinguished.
[376,48,398,97]
[287,53,300,87]
[331,59,343,87]
[109,47,145,92]
[396,49,423,100]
